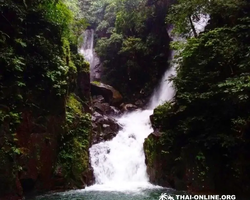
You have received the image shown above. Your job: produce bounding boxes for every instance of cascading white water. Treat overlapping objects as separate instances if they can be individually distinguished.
[88,59,176,191]
[79,29,94,63]
[149,59,176,109]
[87,13,209,191]
[79,29,101,81]
[89,110,155,191]
[192,14,210,35]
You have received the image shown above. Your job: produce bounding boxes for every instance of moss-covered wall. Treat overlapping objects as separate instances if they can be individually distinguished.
[144,100,250,195]
[0,1,93,198]
[56,93,93,189]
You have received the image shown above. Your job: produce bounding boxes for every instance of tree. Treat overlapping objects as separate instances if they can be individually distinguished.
[0,0,91,195]
[149,0,250,194]
[166,0,209,37]
[85,0,172,101]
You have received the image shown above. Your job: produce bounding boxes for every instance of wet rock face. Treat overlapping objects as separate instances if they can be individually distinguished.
[144,132,204,191]
[120,103,138,112]
[91,51,102,81]
[90,82,124,145]
[144,132,235,194]
[90,85,144,145]
[15,109,92,193]
[144,133,202,191]
[3,111,66,197]
[77,71,91,102]
[0,69,93,198]
[92,113,121,144]
[93,95,120,116]
[90,82,123,105]
[91,95,122,145]
[134,100,145,108]
[143,133,172,188]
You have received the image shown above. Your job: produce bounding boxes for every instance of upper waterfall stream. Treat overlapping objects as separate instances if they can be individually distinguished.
[79,29,101,81]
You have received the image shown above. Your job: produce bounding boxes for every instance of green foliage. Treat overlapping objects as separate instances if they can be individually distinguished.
[161,0,250,149]
[79,0,115,30]
[166,0,208,36]
[58,94,91,183]
[167,0,247,37]
[144,135,161,168]
[89,0,172,100]
[62,0,83,19]
[95,33,123,58]
[0,0,91,194]
[151,0,250,192]
[91,81,101,86]
[114,0,146,35]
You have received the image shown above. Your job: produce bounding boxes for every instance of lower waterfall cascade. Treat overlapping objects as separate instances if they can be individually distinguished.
[88,60,176,191]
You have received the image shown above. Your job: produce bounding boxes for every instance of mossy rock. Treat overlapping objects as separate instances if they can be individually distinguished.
[90,82,123,105]
[56,93,92,188]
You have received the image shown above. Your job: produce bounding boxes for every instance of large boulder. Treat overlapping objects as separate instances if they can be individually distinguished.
[91,93,122,145]
[91,92,122,145]
[143,133,173,188]
[93,102,120,116]
[90,82,123,105]
[92,112,121,144]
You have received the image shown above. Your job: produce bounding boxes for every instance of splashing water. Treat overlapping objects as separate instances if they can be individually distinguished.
[88,61,176,191]
[87,13,210,192]
[193,14,210,34]
[149,61,176,109]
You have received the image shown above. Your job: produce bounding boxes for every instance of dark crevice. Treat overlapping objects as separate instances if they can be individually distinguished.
[20,178,35,193]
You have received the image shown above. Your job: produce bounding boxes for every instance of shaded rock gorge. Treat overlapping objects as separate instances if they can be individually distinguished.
[1,0,250,199]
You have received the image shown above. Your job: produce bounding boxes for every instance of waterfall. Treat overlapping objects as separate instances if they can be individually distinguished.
[88,57,176,191]
[80,29,94,63]
[79,29,101,81]
[149,55,176,109]
[192,14,210,35]
[87,13,209,191]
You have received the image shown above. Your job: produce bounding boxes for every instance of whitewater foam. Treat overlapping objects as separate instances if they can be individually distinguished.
[88,63,175,191]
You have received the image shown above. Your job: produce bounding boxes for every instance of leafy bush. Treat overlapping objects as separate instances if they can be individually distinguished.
[149,0,250,193]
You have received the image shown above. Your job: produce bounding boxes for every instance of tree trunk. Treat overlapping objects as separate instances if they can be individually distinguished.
[188,15,197,37]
